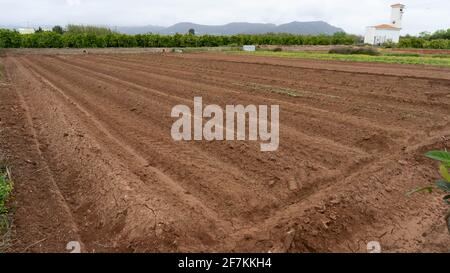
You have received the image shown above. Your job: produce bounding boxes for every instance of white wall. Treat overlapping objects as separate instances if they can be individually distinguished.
[243,45,256,52]
[390,6,405,28]
[364,27,376,44]
[18,28,35,34]
[376,29,400,44]
[365,28,400,45]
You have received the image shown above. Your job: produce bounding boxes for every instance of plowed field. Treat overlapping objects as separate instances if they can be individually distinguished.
[1,51,450,252]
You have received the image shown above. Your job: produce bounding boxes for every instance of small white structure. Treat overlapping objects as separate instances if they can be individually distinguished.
[243,45,256,52]
[18,28,35,34]
[364,3,405,45]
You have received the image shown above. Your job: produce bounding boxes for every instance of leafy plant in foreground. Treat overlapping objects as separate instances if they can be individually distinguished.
[407,150,450,233]
[0,165,13,234]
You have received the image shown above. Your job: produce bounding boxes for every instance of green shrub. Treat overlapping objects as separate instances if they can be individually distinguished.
[66,24,114,36]
[382,41,396,48]
[429,29,450,40]
[0,29,21,48]
[20,32,64,48]
[52,25,64,35]
[329,46,380,56]
[424,39,450,49]
[398,37,426,48]
[0,165,13,234]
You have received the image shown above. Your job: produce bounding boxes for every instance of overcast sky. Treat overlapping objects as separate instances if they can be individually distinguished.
[1,0,449,35]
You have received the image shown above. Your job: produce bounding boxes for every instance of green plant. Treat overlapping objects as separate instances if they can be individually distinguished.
[382,41,396,48]
[429,28,450,40]
[329,46,380,56]
[397,29,450,49]
[0,164,13,234]
[0,29,21,48]
[407,150,450,233]
[52,25,64,35]
[424,39,450,49]
[65,24,115,36]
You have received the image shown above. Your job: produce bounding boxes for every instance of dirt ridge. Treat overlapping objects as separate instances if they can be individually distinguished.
[1,52,450,252]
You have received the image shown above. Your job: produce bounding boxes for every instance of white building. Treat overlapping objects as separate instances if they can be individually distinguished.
[243,45,256,52]
[18,28,35,34]
[364,3,405,45]
[17,27,52,34]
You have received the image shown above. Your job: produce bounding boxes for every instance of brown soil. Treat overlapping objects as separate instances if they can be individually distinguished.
[1,51,450,253]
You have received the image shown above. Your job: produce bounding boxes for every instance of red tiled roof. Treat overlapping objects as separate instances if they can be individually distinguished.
[374,24,400,29]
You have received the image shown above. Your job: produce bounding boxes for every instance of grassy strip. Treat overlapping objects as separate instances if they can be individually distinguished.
[382,52,421,57]
[382,52,450,58]
[0,164,13,237]
[229,50,450,67]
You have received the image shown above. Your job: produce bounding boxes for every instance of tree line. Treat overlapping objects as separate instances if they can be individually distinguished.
[394,28,450,49]
[0,27,357,48]
[396,38,450,49]
[1,26,449,49]
[397,28,450,49]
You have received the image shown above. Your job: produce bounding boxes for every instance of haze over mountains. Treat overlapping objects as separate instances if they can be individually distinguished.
[2,21,345,35]
[116,21,345,35]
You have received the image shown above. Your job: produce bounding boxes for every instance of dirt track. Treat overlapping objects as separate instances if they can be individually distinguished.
[1,51,450,252]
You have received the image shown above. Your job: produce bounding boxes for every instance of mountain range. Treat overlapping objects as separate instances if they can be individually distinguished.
[1,21,345,36]
[115,21,344,35]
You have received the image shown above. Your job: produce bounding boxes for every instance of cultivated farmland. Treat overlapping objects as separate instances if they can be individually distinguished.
[1,51,450,252]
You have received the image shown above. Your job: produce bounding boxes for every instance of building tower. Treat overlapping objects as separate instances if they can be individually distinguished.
[390,3,405,28]
[364,3,405,45]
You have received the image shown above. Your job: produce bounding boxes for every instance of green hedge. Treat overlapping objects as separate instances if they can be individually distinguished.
[0,29,21,48]
[0,29,358,48]
[396,29,450,49]
[3,28,448,49]
[329,46,380,56]
[397,37,450,49]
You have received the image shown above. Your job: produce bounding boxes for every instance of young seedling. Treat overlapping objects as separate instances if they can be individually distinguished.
[407,150,450,234]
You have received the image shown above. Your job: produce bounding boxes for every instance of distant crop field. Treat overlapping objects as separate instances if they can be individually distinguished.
[231,50,450,67]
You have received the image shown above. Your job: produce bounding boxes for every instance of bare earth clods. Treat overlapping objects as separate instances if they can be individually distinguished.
[1,52,450,252]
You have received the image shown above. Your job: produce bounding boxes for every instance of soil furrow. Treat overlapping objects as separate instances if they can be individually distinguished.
[3,51,450,253]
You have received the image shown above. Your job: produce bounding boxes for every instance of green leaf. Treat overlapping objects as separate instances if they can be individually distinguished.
[406,186,434,196]
[444,195,450,205]
[425,150,450,163]
[437,180,450,192]
[440,164,450,182]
